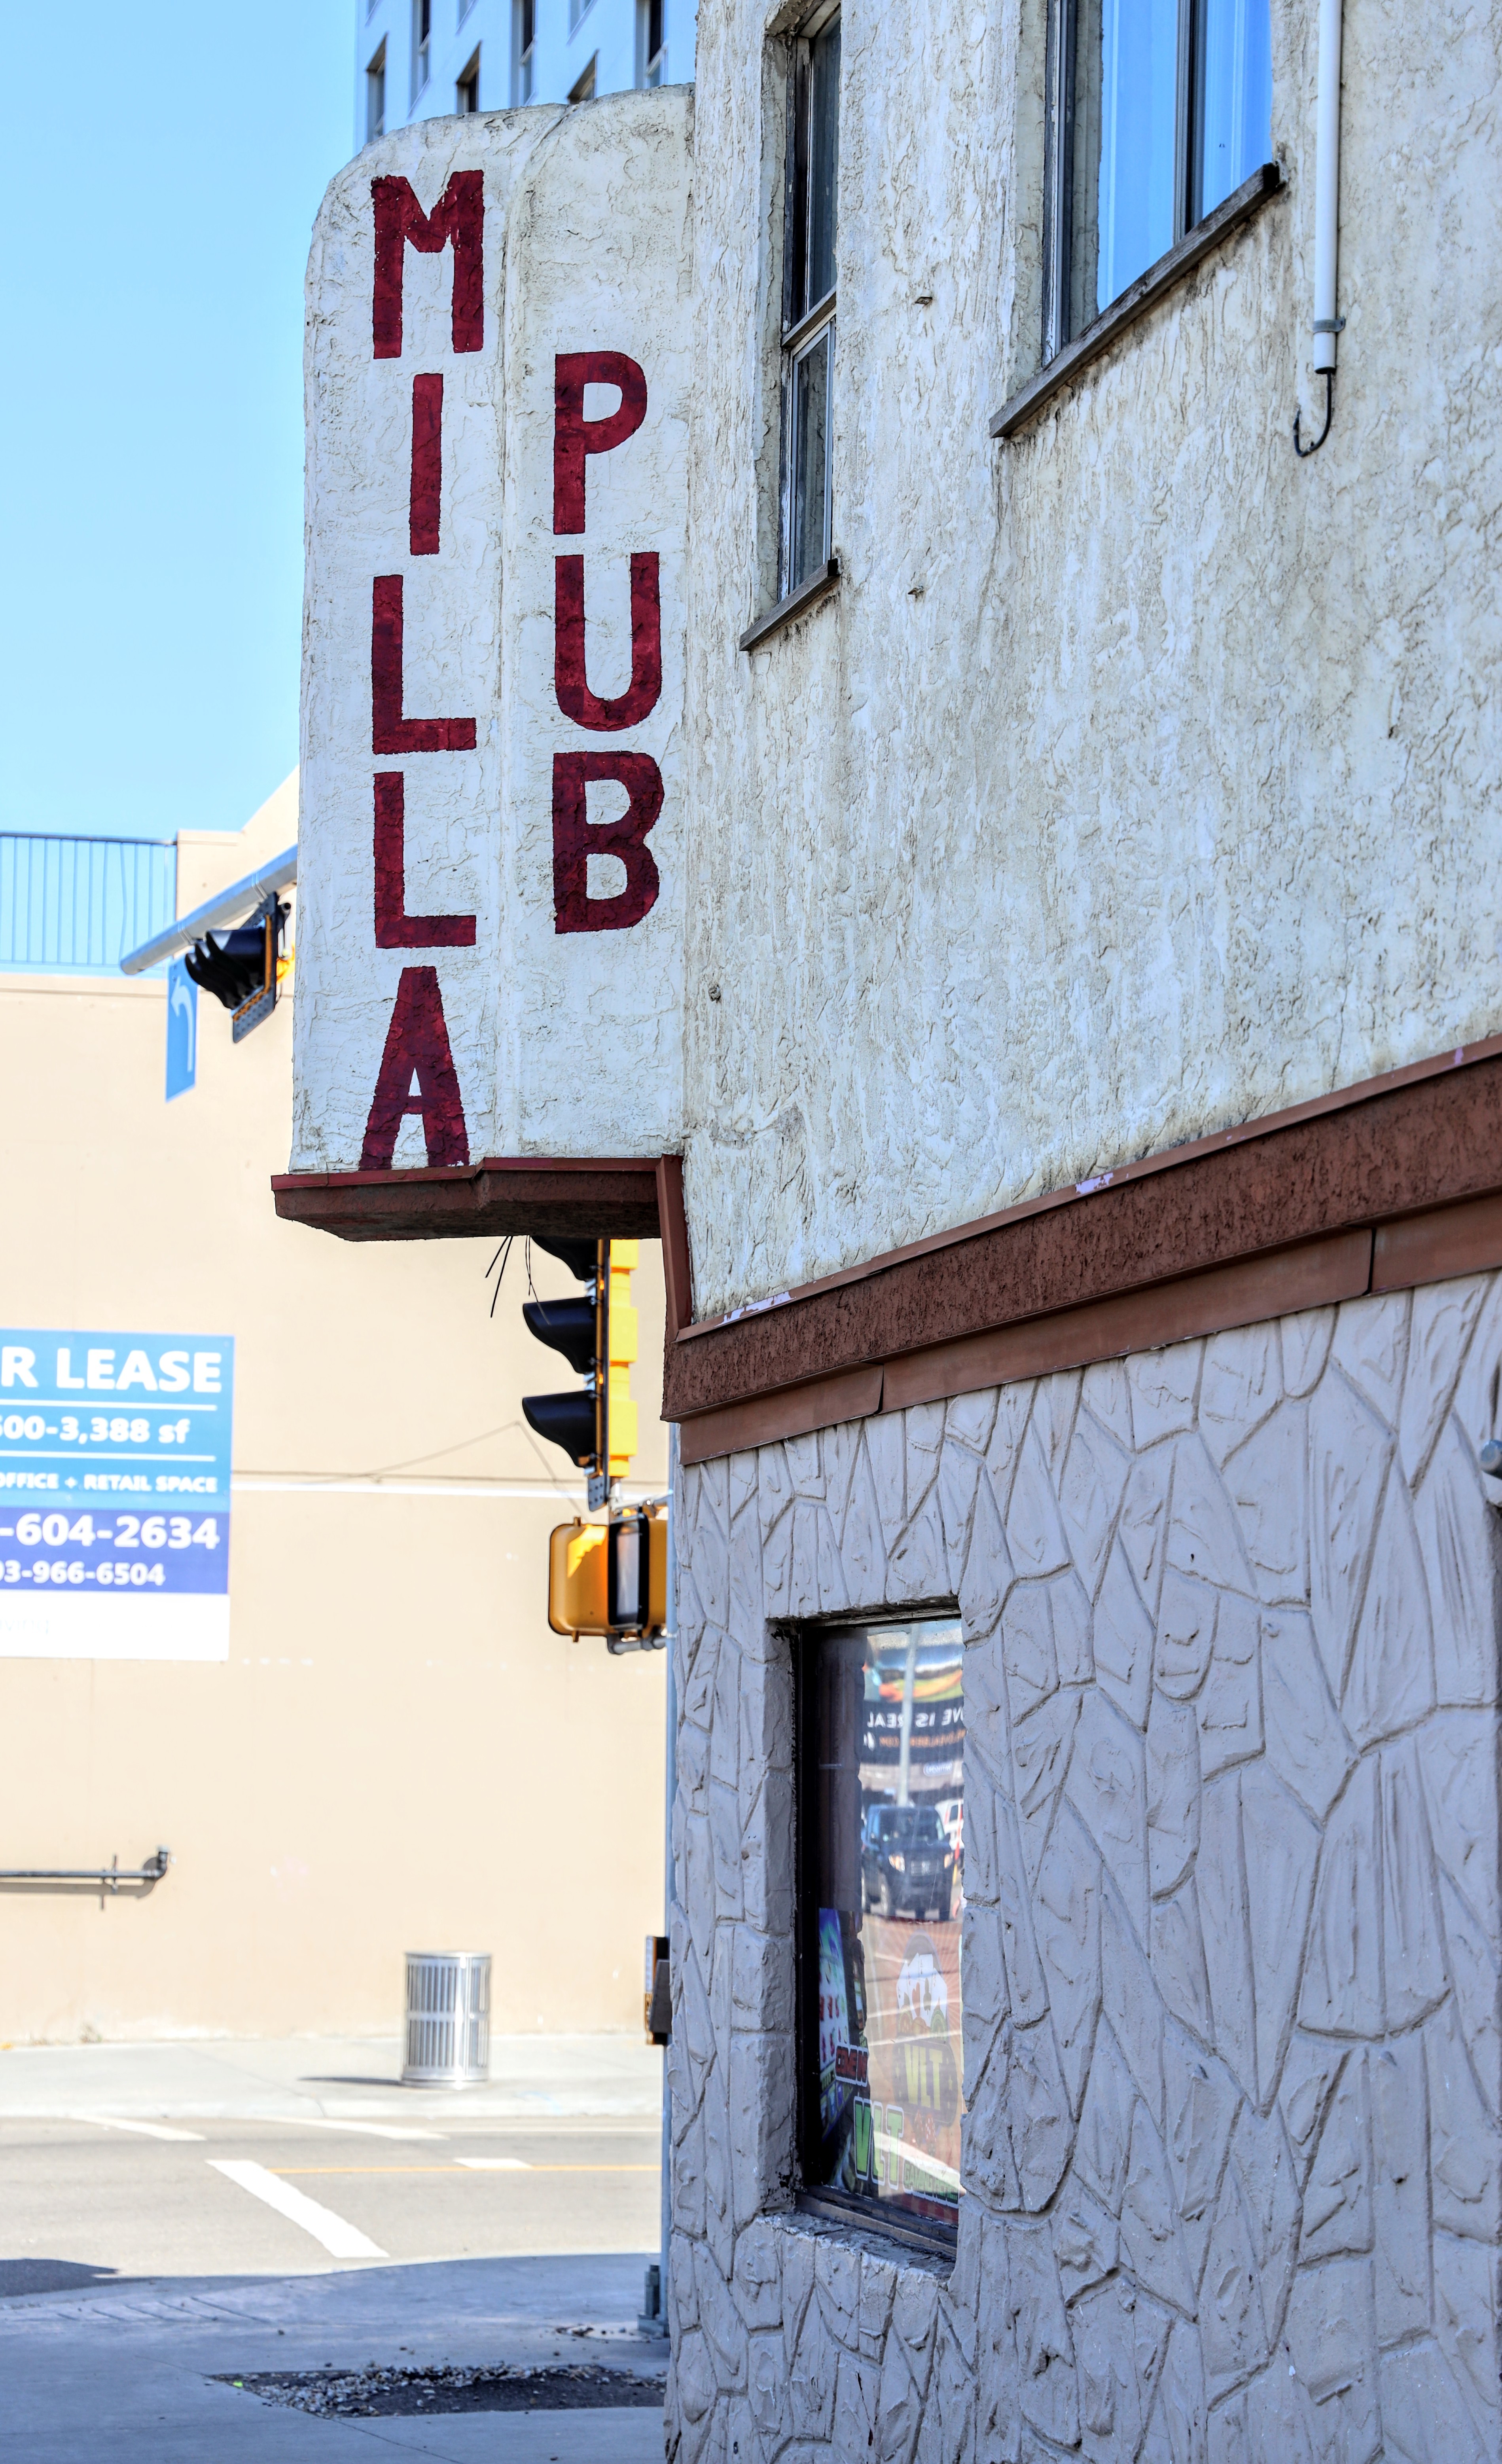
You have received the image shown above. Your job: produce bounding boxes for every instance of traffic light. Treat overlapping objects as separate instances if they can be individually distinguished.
[183,891,289,1043]
[522,1238,640,1511]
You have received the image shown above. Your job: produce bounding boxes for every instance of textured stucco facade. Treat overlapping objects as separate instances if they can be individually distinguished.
[678,0,1502,1319]
[295,2,1501,1312]
[668,1280,1502,2460]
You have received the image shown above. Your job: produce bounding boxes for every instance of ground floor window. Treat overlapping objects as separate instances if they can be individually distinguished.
[796,1614,964,2245]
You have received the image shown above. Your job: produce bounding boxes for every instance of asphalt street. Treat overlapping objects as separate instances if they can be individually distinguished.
[0,2038,668,2461]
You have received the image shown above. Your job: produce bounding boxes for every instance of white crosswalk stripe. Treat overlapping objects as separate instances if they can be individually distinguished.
[208,2158,386,2258]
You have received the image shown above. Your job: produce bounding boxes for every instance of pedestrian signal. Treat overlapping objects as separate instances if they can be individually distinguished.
[608,1507,668,1634]
[547,1503,668,1643]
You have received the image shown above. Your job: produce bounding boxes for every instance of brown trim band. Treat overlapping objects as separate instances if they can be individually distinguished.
[272,1156,663,1242]
[680,1364,883,1468]
[666,1042,1502,1449]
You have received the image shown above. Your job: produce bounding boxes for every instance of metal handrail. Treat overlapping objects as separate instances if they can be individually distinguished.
[0,1846,172,1890]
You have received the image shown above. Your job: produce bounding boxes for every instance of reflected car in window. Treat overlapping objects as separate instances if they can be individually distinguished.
[860,1803,954,1922]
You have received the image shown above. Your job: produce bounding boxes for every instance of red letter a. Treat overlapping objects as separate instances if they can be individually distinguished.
[359,967,470,1168]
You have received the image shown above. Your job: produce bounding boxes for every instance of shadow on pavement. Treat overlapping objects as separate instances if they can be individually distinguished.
[0,2260,127,2297]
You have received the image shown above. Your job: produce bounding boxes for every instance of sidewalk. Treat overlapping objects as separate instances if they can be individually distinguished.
[0,2036,669,2458]
[0,2252,666,2462]
[0,2032,663,2125]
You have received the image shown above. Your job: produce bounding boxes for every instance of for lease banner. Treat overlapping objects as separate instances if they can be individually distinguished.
[0,1329,234,1660]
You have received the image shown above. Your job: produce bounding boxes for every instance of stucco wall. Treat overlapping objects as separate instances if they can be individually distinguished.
[679,0,1502,1316]
[667,1277,1502,2458]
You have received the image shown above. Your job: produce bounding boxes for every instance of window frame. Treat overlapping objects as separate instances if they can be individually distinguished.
[777,4,841,607]
[411,0,432,102]
[511,0,535,104]
[457,45,480,111]
[366,40,387,142]
[792,1611,964,2263]
[638,0,667,88]
[1042,0,1269,363]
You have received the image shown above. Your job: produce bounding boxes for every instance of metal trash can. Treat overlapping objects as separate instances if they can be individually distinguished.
[402,1951,491,2087]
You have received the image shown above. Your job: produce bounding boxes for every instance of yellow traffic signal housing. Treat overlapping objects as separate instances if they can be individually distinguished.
[547,1518,610,1636]
[548,1502,668,1641]
[606,1239,639,1480]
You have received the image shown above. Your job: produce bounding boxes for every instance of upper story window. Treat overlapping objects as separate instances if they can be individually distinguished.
[512,0,535,102]
[796,1615,965,2249]
[780,7,841,599]
[411,0,432,102]
[1043,0,1271,357]
[638,0,666,88]
[569,54,597,101]
[366,40,387,141]
[457,45,480,110]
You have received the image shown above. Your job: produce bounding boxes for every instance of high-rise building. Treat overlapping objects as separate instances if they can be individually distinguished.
[354,0,694,148]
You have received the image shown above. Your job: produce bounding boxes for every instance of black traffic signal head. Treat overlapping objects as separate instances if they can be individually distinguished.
[521,1297,596,1376]
[531,1236,599,1283]
[184,926,269,1012]
[523,1238,607,1495]
[182,894,289,1043]
[522,1391,600,1469]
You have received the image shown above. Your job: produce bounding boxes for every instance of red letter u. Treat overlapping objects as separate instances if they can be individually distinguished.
[553,555,661,732]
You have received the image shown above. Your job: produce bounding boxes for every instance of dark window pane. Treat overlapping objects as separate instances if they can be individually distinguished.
[786,49,812,327]
[807,15,841,313]
[801,1618,965,2235]
[790,325,831,588]
[1193,0,1271,219]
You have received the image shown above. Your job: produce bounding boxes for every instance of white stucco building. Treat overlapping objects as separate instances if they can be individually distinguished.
[291,0,1502,2447]
[353,0,697,142]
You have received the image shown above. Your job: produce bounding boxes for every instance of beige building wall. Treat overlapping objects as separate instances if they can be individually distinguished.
[0,775,668,2045]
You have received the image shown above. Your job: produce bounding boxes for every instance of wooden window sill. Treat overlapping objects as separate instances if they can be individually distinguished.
[739,556,840,652]
[989,161,1284,442]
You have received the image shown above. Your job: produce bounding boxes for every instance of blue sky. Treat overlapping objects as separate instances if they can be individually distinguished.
[0,7,352,841]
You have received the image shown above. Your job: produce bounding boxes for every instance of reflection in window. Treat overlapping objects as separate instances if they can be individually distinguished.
[1044,0,1271,355]
[1193,0,1273,222]
[799,1616,964,2241]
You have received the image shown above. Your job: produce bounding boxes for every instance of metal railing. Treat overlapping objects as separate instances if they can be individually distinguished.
[0,835,176,974]
[0,1846,172,1891]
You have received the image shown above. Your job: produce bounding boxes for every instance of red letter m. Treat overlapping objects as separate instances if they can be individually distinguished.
[372,172,483,360]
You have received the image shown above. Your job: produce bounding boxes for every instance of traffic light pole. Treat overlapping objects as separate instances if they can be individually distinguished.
[659,1422,678,2333]
[591,1238,609,1512]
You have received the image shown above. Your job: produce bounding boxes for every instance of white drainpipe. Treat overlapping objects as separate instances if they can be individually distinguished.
[1296,0,1345,451]
[1312,0,1345,371]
